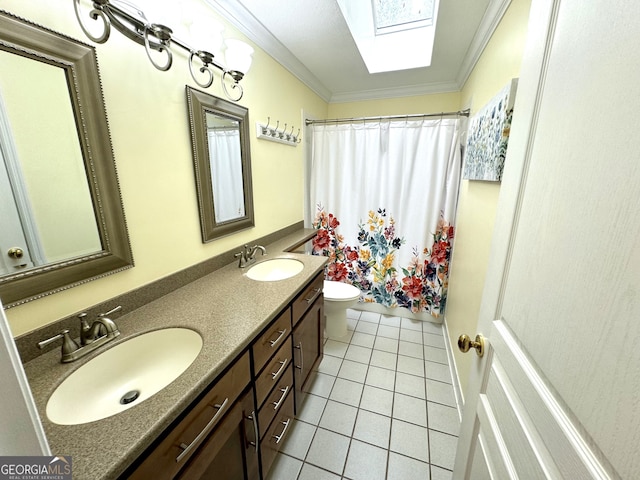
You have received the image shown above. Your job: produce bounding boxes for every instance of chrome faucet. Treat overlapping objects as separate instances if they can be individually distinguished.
[38,306,122,363]
[234,244,266,268]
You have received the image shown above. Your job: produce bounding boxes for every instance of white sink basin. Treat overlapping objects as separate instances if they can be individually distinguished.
[46,328,202,425]
[246,258,304,281]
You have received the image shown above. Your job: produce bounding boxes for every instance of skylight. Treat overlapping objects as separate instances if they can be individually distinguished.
[337,0,439,73]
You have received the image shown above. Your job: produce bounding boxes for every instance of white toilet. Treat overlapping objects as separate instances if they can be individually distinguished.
[323,280,361,339]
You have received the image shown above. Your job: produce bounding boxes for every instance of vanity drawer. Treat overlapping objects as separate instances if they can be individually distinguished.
[258,364,294,439]
[260,389,295,477]
[252,308,292,374]
[292,273,323,327]
[129,352,250,479]
[255,336,292,408]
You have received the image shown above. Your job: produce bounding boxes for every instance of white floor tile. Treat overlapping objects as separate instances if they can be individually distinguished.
[379,315,401,327]
[359,385,394,416]
[276,307,460,480]
[398,340,424,359]
[401,318,423,331]
[296,393,328,425]
[431,464,454,480]
[343,439,388,480]
[338,359,369,383]
[365,365,396,391]
[399,328,424,345]
[328,329,354,343]
[319,400,358,436]
[393,393,427,427]
[279,419,316,460]
[355,321,379,335]
[427,402,460,436]
[377,324,400,340]
[324,339,349,358]
[344,344,372,364]
[424,345,448,364]
[429,430,457,471]
[315,355,343,376]
[266,453,303,480]
[373,336,398,354]
[387,452,430,480]
[422,321,444,336]
[390,419,429,462]
[425,361,452,384]
[350,331,376,349]
[397,355,425,377]
[329,378,364,407]
[305,428,350,475]
[426,379,456,407]
[304,372,336,398]
[359,311,381,323]
[423,332,446,349]
[395,372,426,400]
[298,462,342,480]
[369,350,397,371]
[352,409,391,449]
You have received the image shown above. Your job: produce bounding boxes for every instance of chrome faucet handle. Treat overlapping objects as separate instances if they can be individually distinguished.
[38,329,80,356]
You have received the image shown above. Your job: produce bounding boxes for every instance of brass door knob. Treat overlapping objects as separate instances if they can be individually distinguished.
[7,247,24,259]
[458,334,485,357]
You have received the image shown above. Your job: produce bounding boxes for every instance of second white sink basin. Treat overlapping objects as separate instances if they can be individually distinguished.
[246,258,304,281]
[46,328,202,425]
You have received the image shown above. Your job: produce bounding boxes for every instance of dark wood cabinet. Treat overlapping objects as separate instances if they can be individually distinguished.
[293,294,324,413]
[123,271,325,480]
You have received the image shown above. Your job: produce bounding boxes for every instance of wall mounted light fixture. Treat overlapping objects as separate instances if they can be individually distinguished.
[73,0,253,101]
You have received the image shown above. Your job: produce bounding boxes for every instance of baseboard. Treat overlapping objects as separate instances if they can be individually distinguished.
[442,315,465,421]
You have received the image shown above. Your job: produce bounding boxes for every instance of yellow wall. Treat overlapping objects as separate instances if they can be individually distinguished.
[445,0,532,399]
[2,0,327,335]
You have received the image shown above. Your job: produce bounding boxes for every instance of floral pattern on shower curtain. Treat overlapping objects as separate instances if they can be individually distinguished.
[312,206,454,317]
[308,117,462,318]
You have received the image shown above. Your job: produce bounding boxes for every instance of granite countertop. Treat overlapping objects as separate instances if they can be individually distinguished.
[23,230,326,479]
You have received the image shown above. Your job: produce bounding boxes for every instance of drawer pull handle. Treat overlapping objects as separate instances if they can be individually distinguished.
[176,397,229,463]
[273,418,291,444]
[295,341,304,372]
[269,329,287,348]
[271,358,289,380]
[305,288,321,304]
[272,385,290,411]
[246,411,259,453]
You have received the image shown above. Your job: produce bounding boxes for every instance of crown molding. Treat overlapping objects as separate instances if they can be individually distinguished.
[329,80,461,104]
[455,0,512,89]
[205,0,510,103]
[204,0,332,102]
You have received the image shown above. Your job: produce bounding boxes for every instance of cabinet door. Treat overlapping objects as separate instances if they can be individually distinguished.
[177,400,245,480]
[293,294,324,412]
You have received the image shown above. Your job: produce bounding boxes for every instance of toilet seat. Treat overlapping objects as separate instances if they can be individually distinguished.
[323,281,360,302]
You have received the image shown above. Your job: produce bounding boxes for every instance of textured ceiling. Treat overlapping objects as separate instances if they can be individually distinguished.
[206,0,510,102]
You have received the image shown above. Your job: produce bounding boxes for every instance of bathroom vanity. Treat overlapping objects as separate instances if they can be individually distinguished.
[21,231,327,479]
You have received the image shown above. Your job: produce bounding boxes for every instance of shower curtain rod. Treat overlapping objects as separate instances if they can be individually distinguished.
[305,108,470,126]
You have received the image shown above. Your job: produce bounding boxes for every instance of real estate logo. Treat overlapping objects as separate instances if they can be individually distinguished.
[0,456,72,480]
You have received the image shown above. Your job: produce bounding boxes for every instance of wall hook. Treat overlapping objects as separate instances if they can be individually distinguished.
[262,116,271,135]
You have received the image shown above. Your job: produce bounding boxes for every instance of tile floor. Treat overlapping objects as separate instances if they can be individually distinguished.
[266,309,460,480]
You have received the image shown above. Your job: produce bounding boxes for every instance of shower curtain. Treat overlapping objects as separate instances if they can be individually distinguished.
[308,118,462,317]
[208,128,245,222]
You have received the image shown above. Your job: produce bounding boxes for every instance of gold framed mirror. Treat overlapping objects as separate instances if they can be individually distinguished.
[0,10,133,308]
[186,86,254,242]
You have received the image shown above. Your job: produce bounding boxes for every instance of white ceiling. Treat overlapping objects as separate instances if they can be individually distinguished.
[205,0,512,103]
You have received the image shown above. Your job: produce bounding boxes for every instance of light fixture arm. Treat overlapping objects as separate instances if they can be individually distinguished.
[73,0,250,101]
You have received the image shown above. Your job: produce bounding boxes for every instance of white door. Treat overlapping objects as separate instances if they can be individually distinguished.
[453,0,640,479]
